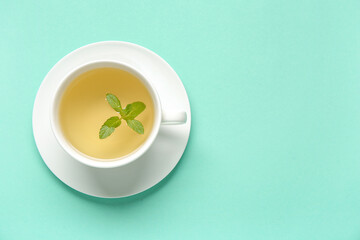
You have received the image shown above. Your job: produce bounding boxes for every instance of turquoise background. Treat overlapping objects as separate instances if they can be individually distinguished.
[1,0,360,239]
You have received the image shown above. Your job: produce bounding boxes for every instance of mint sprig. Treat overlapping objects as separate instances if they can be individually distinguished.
[99,93,146,139]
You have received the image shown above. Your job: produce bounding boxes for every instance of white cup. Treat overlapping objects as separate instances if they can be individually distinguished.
[50,61,187,168]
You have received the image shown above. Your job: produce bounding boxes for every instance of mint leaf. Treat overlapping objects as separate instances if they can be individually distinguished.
[123,102,146,120]
[106,93,124,114]
[99,125,115,139]
[99,116,121,139]
[126,119,144,134]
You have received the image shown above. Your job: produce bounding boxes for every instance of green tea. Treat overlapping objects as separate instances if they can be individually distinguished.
[59,67,155,160]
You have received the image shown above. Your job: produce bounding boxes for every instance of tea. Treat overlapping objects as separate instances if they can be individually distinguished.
[58,67,155,160]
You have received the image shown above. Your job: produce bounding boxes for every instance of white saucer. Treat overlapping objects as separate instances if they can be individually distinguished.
[32,41,191,198]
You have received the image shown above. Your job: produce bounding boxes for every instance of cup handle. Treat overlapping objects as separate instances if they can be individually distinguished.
[162,111,187,125]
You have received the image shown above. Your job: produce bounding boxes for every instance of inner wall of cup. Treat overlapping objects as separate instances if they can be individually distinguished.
[53,61,161,162]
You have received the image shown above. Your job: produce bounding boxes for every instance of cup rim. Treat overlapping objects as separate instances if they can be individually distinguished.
[50,60,162,168]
